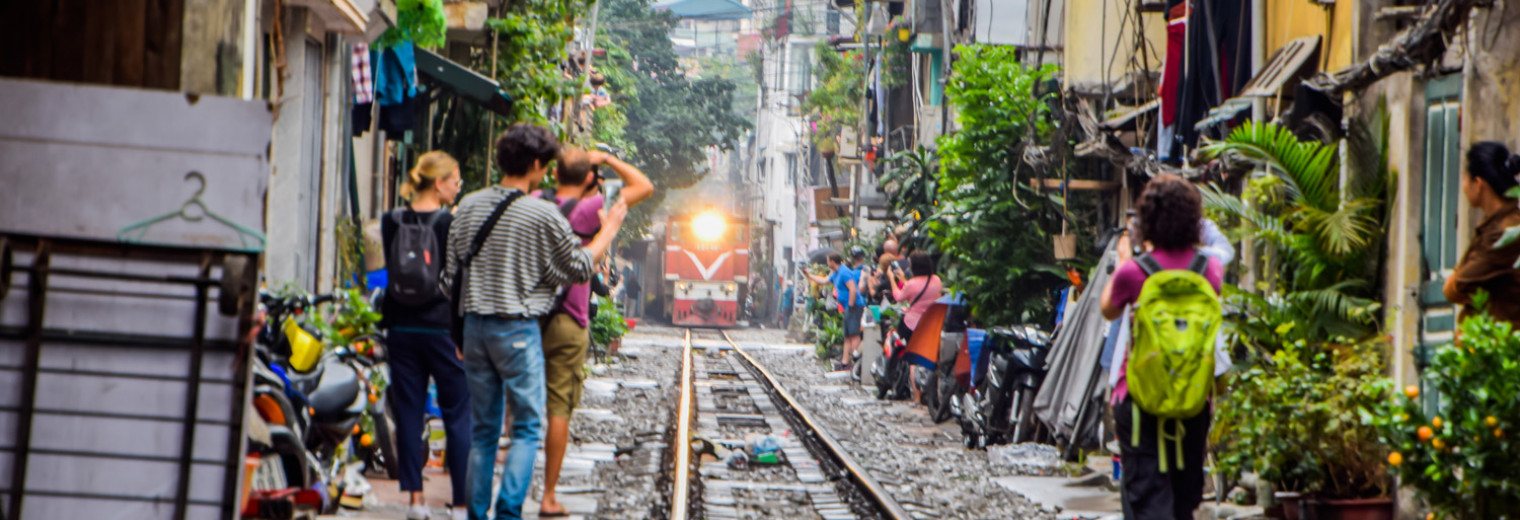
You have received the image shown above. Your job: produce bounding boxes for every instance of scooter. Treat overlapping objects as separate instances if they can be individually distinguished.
[978,325,1053,446]
[250,291,391,512]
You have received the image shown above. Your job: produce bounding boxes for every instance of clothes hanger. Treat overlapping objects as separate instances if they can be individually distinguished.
[118,171,267,252]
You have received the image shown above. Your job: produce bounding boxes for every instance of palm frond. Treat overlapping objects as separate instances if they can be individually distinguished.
[1200,184,1292,246]
[1294,198,1383,259]
[1200,121,1341,212]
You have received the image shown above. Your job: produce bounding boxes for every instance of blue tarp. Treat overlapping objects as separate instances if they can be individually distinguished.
[655,0,752,20]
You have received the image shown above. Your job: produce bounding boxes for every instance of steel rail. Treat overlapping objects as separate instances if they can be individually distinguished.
[720,331,912,520]
[669,328,695,520]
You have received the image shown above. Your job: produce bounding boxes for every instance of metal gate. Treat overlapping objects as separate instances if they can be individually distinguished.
[0,235,258,520]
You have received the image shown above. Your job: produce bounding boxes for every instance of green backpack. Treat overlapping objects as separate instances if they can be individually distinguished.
[1127,251,1221,472]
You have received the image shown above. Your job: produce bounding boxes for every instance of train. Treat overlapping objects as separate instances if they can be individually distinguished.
[653,210,750,327]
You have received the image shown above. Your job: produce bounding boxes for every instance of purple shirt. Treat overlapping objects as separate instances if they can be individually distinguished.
[534,192,604,328]
[1108,248,1223,405]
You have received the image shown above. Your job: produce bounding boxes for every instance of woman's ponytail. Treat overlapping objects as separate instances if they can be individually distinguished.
[1467,141,1520,197]
[400,151,459,201]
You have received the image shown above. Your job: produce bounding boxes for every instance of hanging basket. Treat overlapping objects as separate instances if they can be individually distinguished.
[1053,234,1077,261]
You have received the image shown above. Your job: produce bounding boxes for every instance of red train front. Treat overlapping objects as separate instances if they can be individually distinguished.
[660,210,749,327]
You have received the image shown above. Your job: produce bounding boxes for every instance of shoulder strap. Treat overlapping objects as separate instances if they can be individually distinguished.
[1135,253,1164,277]
[1186,249,1211,275]
[462,191,525,267]
[425,208,447,228]
[558,198,580,218]
[389,208,408,226]
[907,275,934,306]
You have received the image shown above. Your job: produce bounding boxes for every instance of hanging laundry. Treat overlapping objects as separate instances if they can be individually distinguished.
[1156,1,1187,160]
[375,40,418,108]
[352,42,375,105]
[1174,0,1251,156]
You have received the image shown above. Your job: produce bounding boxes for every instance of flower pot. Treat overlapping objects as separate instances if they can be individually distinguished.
[609,337,622,357]
[1266,492,1306,520]
[1311,497,1394,520]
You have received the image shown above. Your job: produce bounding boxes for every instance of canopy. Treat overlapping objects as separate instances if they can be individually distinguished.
[655,0,753,20]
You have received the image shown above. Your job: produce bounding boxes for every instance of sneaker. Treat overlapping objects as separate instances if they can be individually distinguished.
[406,504,429,520]
[451,507,467,520]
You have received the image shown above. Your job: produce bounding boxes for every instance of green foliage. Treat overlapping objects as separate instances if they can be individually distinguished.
[597,0,752,239]
[305,288,384,349]
[1200,120,1391,345]
[1215,338,1393,498]
[930,44,1067,326]
[1380,295,1520,518]
[376,0,448,49]
[487,0,587,125]
[803,40,864,153]
[880,147,940,252]
[591,296,629,346]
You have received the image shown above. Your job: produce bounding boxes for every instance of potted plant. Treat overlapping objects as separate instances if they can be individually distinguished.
[1214,334,1395,520]
[1214,339,1328,520]
[1379,294,1520,519]
[591,296,629,360]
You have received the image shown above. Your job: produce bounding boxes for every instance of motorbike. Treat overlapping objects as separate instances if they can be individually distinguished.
[244,290,395,514]
[956,325,1052,449]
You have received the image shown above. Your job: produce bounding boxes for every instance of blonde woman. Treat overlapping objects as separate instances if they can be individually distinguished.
[382,151,469,520]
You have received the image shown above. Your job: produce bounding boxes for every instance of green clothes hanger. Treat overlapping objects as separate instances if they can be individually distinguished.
[118,171,267,252]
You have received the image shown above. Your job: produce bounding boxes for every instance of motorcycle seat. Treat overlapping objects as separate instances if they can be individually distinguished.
[304,360,362,422]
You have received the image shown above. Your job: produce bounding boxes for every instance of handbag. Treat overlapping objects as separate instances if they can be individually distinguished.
[451,191,525,345]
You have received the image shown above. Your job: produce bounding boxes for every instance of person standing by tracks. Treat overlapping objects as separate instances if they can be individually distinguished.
[1443,142,1520,325]
[1099,174,1223,520]
[535,145,653,518]
[886,252,942,403]
[803,249,868,370]
[445,124,627,520]
[382,151,471,520]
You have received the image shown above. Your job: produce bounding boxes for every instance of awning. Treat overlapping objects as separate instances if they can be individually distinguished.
[655,0,753,20]
[1239,36,1322,98]
[414,47,514,118]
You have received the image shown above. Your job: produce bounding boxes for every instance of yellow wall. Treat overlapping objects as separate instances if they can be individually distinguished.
[1265,0,1354,72]
[1062,0,1168,87]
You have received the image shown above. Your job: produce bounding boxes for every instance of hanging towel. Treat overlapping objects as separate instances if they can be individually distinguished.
[375,40,418,107]
[352,43,375,105]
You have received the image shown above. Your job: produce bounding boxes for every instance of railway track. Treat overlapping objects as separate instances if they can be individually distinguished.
[665,329,910,520]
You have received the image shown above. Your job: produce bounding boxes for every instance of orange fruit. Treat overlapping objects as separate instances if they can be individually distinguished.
[1432,416,1444,429]
[1387,452,1403,466]
[360,433,374,447]
[1404,385,1420,399]
[368,393,378,404]
[1418,426,1435,441]
[1486,416,1499,428]
[1427,513,1436,520]
[353,424,362,435]
[1432,438,1446,450]
[1496,428,1505,438]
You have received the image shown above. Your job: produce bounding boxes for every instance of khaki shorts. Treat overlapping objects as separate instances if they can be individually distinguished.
[542,313,590,419]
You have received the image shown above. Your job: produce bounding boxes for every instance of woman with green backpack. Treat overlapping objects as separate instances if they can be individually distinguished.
[1099,174,1224,520]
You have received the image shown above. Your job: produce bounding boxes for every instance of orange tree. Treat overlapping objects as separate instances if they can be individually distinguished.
[1380,293,1520,518]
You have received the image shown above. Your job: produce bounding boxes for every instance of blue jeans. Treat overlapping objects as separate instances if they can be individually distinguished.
[463,315,545,520]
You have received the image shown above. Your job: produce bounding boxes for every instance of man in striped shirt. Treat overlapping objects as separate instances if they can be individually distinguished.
[444,123,627,520]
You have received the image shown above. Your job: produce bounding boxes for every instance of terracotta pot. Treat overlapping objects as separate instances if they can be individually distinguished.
[609,337,622,357]
[1312,497,1394,520]
[1267,492,1305,520]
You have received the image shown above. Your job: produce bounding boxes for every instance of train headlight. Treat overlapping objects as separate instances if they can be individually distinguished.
[692,212,727,242]
[677,282,688,292]
[724,283,737,293]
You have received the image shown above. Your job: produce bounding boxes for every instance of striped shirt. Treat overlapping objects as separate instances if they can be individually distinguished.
[444,186,595,318]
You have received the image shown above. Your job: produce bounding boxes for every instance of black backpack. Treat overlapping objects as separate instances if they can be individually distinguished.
[387,207,446,306]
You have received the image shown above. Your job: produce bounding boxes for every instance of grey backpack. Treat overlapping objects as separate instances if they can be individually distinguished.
[387,208,446,306]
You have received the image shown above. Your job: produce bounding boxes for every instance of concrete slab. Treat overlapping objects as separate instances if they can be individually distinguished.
[992,475,1124,519]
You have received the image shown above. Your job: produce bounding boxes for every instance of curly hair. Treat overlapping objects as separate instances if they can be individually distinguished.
[1137,174,1202,251]
[495,123,559,178]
